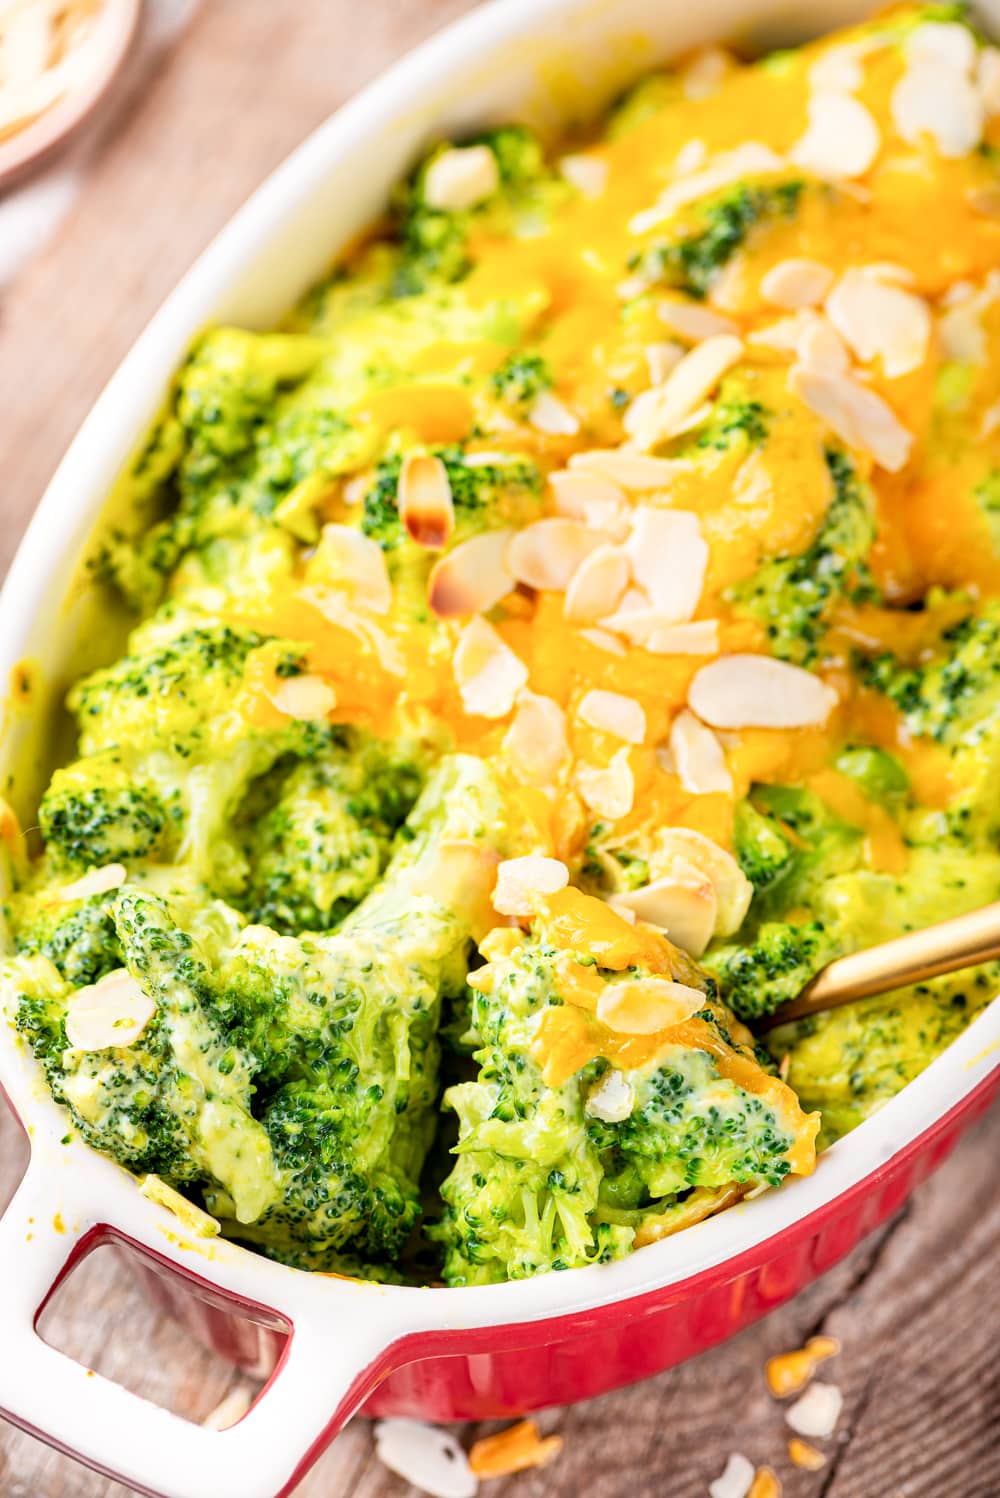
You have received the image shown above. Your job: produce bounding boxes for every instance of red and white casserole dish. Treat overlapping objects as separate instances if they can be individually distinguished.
[1,1,998,1493]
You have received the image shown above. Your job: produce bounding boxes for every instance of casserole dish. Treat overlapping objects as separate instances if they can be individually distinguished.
[1,0,999,1494]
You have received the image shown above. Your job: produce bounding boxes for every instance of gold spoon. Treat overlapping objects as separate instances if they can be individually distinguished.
[756,901,1000,1032]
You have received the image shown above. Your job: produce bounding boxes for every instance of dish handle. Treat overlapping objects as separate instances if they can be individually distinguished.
[0,1162,400,1498]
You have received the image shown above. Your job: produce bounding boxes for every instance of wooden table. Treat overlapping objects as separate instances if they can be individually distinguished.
[0,4,998,1493]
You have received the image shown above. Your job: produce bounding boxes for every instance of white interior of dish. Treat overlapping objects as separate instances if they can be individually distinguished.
[1,0,998,1340]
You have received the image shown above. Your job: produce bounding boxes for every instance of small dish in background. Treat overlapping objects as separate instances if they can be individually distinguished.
[0,0,140,190]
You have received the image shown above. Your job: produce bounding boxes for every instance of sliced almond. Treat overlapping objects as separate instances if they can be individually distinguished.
[709,1453,756,1498]
[891,62,983,158]
[453,616,527,718]
[585,1069,636,1123]
[564,545,630,623]
[575,748,635,819]
[809,44,865,93]
[428,529,514,618]
[760,259,835,311]
[578,626,627,656]
[493,855,569,917]
[624,335,743,450]
[978,46,1000,116]
[503,691,570,785]
[549,468,627,518]
[53,863,127,904]
[625,508,708,620]
[610,861,717,956]
[669,709,733,796]
[568,449,690,490]
[65,970,156,1051]
[681,46,732,100]
[790,90,880,179]
[826,269,931,377]
[646,619,719,656]
[657,827,752,936]
[689,654,838,729]
[657,300,739,343]
[645,341,686,386]
[629,143,785,233]
[578,689,646,743]
[596,975,706,1033]
[788,364,912,471]
[397,454,455,550]
[314,523,393,613]
[423,144,499,210]
[785,1382,843,1440]
[796,314,850,375]
[905,21,977,74]
[529,391,580,436]
[559,152,608,197]
[674,138,708,176]
[507,518,604,591]
[269,674,337,720]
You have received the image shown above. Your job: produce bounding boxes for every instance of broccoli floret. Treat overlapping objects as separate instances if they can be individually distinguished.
[360,444,543,551]
[973,469,1000,551]
[606,72,684,138]
[733,799,796,895]
[730,448,878,666]
[703,918,843,1020]
[11,893,122,987]
[834,745,910,800]
[861,605,1000,745]
[696,396,770,451]
[633,179,805,299]
[490,352,553,409]
[39,757,167,872]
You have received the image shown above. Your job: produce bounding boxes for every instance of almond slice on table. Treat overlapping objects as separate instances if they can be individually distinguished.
[646,619,720,655]
[528,391,580,435]
[709,1452,756,1498]
[52,862,127,904]
[314,523,392,613]
[657,299,739,342]
[578,688,646,743]
[269,674,337,720]
[453,616,528,718]
[507,518,604,591]
[610,860,718,956]
[624,335,744,449]
[398,453,455,549]
[788,364,912,471]
[625,507,708,620]
[568,448,690,490]
[374,1418,478,1498]
[585,1069,636,1123]
[785,1382,843,1440]
[891,61,983,158]
[559,152,608,197]
[760,258,835,310]
[825,269,931,377]
[575,748,635,819]
[789,90,881,178]
[493,855,570,917]
[423,144,499,210]
[689,654,838,729]
[65,970,156,1051]
[564,544,630,623]
[657,827,752,936]
[503,691,570,784]
[428,529,514,617]
[597,974,707,1034]
[668,708,733,795]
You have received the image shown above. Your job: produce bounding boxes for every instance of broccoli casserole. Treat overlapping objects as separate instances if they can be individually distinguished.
[4,3,1000,1286]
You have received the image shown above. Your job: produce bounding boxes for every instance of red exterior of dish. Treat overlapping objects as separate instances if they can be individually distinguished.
[124,1069,999,1429]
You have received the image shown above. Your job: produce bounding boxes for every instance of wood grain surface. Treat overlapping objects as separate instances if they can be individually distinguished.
[0,4,998,1495]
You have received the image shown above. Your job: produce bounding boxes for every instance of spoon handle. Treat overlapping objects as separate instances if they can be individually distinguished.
[758,900,1000,1031]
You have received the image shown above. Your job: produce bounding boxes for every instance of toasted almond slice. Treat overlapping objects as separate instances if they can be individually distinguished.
[681,46,731,100]
[65,970,156,1051]
[826,269,931,377]
[978,46,1000,116]
[374,1419,478,1498]
[493,855,569,917]
[788,364,912,471]
[585,1069,636,1122]
[597,974,707,1032]
[53,863,127,904]
[657,299,739,342]
[644,341,685,386]
[785,1382,843,1439]
[414,840,502,940]
[788,1439,826,1472]
[891,61,983,158]
[625,508,708,620]
[709,1453,756,1498]
[809,44,864,93]
[599,604,682,645]
[796,314,850,375]
[578,688,646,743]
[568,448,690,490]
[905,21,977,74]
[529,390,580,436]
[428,529,514,617]
[397,454,455,550]
[453,616,527,718]
[575,748,635,819]
[760,258,835,310]
[549,468,628,518]
[423,144,499,210]
[269,673,337,720]
[564,544,630,623]
[658,827,751,935]
[624,335,743,449]
[578,626,627,656]
[689,653,838,729]
[669,709,733,796]
[507,518,604,591]
[646,619,719,655]
[559,151,608,197]
[790,90,880,178]
[503,690,570,785]
[861,262,917,288]
[314,523,392,613]
[610,862,718,956]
